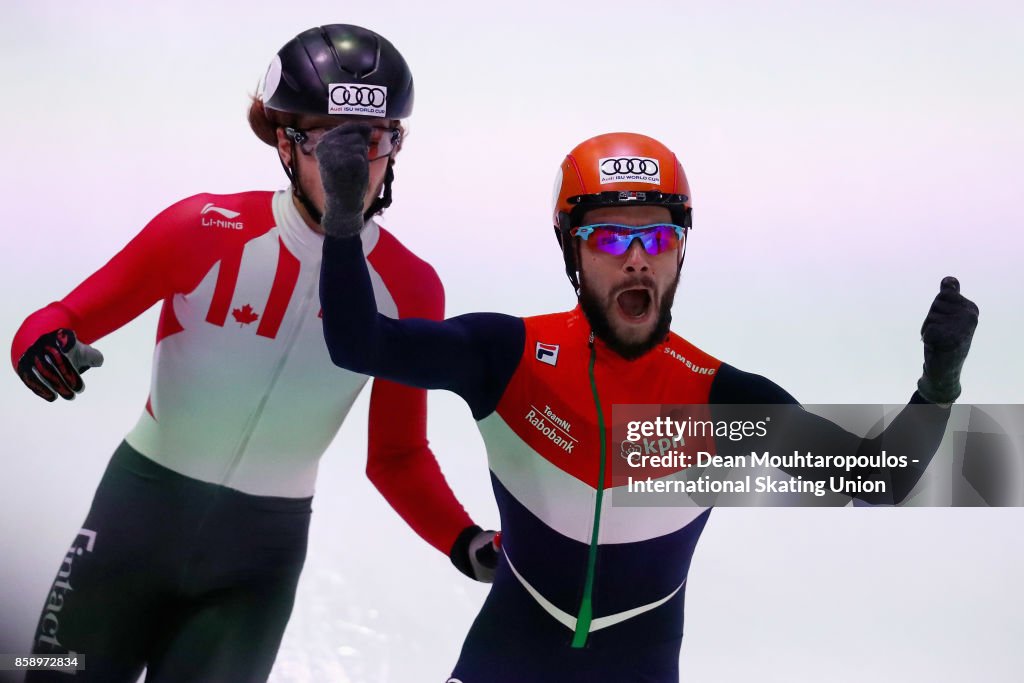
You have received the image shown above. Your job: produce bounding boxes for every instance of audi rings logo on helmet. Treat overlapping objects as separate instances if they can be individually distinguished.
[598,156,662,185]
[601,158,659,176]
[332,86,386,107]
[328,83,389,118]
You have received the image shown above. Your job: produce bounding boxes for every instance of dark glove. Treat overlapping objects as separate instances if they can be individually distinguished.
[315,123,371,237]
[450,525,501,583]
[16,329,104,402]
[916,277,978,404]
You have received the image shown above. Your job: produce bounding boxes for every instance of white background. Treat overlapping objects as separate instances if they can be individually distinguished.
[1,1,1021,681]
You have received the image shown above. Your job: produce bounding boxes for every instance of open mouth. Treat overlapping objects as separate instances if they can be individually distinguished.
[616,288,653,321]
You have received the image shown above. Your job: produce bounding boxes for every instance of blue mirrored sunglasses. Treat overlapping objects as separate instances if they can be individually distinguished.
[572,223,686,256]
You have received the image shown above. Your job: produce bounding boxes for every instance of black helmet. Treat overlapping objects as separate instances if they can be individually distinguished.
[260,24,413,120]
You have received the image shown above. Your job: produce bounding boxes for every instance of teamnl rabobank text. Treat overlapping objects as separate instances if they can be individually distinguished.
[622,417,905,497]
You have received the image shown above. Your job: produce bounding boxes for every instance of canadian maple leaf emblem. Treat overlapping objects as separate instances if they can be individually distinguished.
[232,304,259,326]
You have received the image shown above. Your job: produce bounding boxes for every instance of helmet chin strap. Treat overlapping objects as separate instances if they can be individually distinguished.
[365,161,395,219]
[279,137,323,225]
[556,214,582,296]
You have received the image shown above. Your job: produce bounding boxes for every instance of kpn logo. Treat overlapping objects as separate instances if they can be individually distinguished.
[620,432,684,462]
[200,203,244,230]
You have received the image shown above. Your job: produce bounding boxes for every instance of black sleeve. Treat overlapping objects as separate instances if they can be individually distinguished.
[320,235,525,419]
[709,364,799,405]
[709,363,951,504]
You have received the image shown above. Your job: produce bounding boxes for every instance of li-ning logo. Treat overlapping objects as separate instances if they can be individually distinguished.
[36,528,97,652]
[535,342,559,366]
[201,203,240,219]
[599,156,661,185]
[329,83,388,117]
[200,203,243,230]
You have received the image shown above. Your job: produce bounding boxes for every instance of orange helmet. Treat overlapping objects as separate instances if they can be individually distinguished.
[552,132,692,291]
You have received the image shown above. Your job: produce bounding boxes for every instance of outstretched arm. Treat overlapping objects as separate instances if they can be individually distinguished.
[322,236,523,418]
[709,277,979,504]
[317,124,523,419]
[709,365,949,504]
[11,194,242,401]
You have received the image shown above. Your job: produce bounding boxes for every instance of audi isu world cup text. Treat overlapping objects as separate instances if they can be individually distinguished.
[328,83,388,117]
[598,156,662,184]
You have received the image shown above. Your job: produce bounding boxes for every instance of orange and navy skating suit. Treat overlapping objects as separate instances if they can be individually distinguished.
[320,234,947,683]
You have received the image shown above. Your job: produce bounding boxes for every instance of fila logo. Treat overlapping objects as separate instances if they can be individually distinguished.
[535,342,559,366]
[200,203,241,218]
